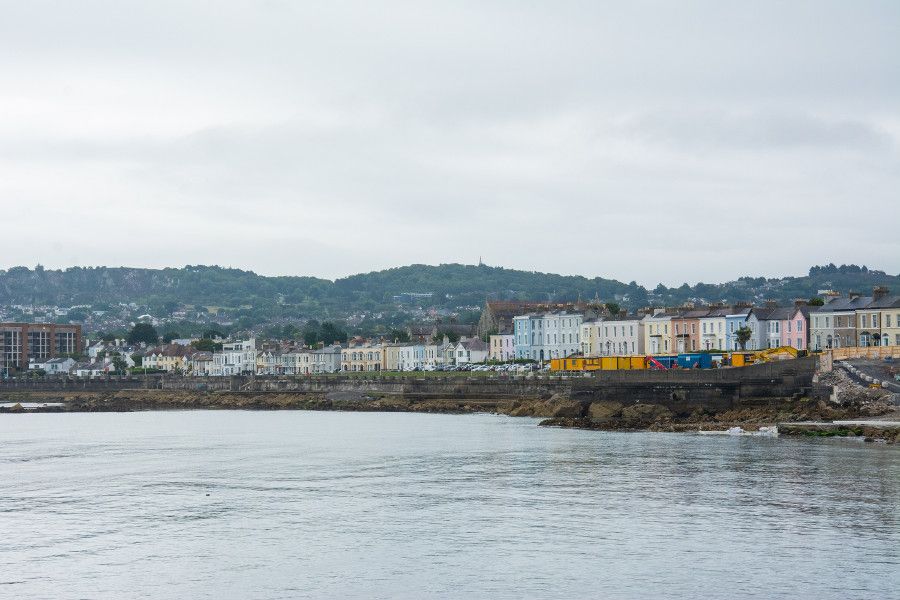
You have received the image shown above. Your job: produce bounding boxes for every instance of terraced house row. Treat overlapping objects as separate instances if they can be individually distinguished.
[809,287,900,350]
[486,286,900,360]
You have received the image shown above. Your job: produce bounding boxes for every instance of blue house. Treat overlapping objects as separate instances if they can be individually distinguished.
[724,307,751,350]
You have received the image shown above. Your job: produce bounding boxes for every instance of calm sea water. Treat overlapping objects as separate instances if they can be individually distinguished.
[1,411,898,600]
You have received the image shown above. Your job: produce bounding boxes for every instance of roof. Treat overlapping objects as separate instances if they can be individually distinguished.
[44,357,73,365]
[816,296,874,313]
[460,338,488,351]
[868,295,900,309]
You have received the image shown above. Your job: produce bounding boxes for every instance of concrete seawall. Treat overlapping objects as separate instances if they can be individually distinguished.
[1,358,828,417]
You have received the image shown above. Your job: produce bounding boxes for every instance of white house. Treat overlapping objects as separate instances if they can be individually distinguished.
[513,312,583,361]
[398,344,426,371]
[312,345,343,373]
[31,357,76,374]
[210,338,257,376]
[598,317,644,356]
[424,340,452,369]
[452,338,489,365]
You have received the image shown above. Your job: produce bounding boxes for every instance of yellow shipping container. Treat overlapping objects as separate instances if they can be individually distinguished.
[629,356,647,370]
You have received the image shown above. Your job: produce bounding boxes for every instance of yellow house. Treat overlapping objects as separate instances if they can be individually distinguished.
[381,344,402,371]
[144,345,189,372]
[641,312,673,355]
[580,321,602,357]
[341,343,383,371]
[865,292,900,347]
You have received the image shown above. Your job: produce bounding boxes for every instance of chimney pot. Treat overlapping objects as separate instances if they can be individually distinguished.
[873,286,889,301]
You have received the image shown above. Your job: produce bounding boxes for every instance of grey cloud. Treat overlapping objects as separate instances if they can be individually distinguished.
[621,110,895,152]
[0,1,898,285]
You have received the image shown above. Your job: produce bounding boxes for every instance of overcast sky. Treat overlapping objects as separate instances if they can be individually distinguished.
[1,1,898,286]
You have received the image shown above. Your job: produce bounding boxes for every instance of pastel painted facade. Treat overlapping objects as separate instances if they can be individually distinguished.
[341,344,382,371]
[514,312,582,361]
[642,312,673,355]
[398,344,426,370]
[256,350,283,375]
[724,308,751,350]
[746,307,794,350]
[599,318,643,355]
[698,309,728,351]
[143,345,190,372]
[424,341,451,368]
[312,345,343,373]
[872,296,900,347]
[780,306,809,350]
[381,344,403,371]
[672,311,706,353]
[580,321,602,357]
[489,334,515,361]
[810,295,869,350]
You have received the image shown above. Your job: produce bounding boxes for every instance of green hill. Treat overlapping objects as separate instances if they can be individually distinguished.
[0,263,897,327]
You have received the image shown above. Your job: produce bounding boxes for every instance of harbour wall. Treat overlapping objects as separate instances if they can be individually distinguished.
[0,358,828,416]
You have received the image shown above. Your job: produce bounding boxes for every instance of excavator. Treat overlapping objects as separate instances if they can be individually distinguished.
[753,346,798,363]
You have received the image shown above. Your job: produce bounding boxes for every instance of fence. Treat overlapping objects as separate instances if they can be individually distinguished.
[830,345,900,361]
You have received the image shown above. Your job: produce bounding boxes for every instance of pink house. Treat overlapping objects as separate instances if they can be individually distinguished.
[780,305,809,350]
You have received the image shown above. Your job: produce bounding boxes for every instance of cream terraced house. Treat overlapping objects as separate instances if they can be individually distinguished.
[341,344,382,371]
[489,334,515,361]
[641,311,673,355]
[599,317,643,356]
[856,288,900,347]
[580,321,602,357]
[698,308,729,351]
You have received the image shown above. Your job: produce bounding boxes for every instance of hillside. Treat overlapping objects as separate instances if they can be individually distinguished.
[0,263,897,330]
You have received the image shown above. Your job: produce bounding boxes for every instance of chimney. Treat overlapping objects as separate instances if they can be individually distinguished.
[764,300,778,308]
[794,299,808,308]
[873,286,889,301]
[848,291,861,300]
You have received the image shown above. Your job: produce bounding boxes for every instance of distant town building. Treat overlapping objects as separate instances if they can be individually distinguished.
[0,322,82,374]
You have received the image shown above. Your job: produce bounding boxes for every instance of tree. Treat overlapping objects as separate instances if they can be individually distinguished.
[433,330,460,344]
[127,323,159,345]
[162,331,181,343]
[808,297,825,306]
[389,329,411,343]
[604,302,621,316]
[302,320,321,346]
[202,328,225,340]
[111,354,128,374]
[192,338,222,352]
[319,322,348,345]
[735,326,752,350]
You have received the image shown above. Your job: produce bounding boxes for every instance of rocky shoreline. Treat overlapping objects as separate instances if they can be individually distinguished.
[2,386,897,443]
